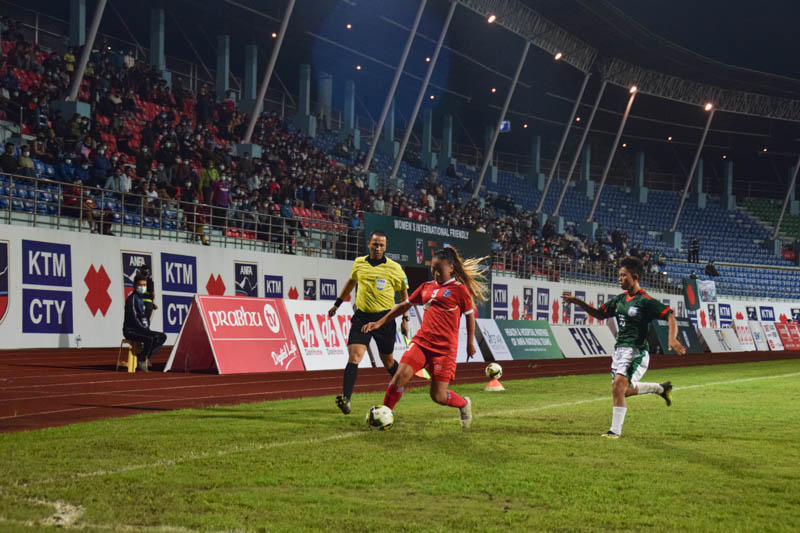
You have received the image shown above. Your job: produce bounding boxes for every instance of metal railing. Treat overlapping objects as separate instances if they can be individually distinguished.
[491,250,682,295]
[0,172,365,259]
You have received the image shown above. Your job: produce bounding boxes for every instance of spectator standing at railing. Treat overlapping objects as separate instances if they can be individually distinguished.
[198,160,219,204]
[185,191,209,246]
[0,142,18,174]
[135,146,153,177]
[688,235,700,263]
[90,147,111,187]
[209,173,230,228]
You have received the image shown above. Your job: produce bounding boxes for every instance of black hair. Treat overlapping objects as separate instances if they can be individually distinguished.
[133,275,147,286]
[368,230,387,240]
[620,256,644,279]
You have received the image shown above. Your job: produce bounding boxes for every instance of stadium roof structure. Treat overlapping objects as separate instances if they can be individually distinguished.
[459,0,800,122]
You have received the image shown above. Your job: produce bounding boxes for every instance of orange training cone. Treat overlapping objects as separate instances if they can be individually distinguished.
[485,377,505,391]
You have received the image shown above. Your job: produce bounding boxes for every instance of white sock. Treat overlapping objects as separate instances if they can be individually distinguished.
[610,406,627,435]
[636,382,664,395]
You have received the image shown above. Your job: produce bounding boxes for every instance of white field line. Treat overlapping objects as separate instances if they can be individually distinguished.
[4,370,798,491]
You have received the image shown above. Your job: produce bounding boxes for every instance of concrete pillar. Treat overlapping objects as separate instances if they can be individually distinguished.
[241,45,258,113]
[294,64,317,137]
[378,99,398,157]
[632,150,648,203]
[70,0,86,47]
[318,72,333,131]
[531,135,545,191]
[691,158,707,208]
[215,35,230,102]
[438,114,455,172]
[419,108,436,169]
[576,143,595,198]
[722,160,736,210]
[339,80,360,149]
[150,9,166,73]
[483,125,497,184]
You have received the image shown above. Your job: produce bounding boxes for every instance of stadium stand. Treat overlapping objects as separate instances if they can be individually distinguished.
[0,12,798,301]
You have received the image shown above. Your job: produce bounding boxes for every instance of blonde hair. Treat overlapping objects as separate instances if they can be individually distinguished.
[435,246,489,303]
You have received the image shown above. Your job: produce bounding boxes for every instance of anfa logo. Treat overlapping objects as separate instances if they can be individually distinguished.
[0,240,8,324]
[235,262,258,297]
[121,252,152,298]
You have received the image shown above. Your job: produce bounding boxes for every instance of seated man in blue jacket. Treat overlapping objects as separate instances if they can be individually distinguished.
[123,275,167,371]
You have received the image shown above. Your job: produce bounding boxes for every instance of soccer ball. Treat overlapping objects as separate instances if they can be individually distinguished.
[366,405,394,431]
[485,362,503,379]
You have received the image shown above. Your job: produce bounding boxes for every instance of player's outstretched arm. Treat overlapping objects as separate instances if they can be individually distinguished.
[667,314,686,355]
[562,295,606,320]
[328,279,357,317]
[362,301,411,333]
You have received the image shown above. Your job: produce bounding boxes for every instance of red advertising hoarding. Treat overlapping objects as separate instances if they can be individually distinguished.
[774,323,800,351]
[164,295,305,374]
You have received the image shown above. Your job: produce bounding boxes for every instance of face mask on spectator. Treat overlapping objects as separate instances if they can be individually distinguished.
[219,165,225,171]
[142,147,148,153]
[23,151,30,157]
[183,160,190,165]
[112,156,118,162]
[65,159,72,165]
[193,199,199,204]
[82,165,89,170]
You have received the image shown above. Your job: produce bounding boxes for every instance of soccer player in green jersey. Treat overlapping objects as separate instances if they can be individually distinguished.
[563,256,686,438]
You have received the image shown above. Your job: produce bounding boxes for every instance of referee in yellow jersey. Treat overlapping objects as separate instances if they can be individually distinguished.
[328,230,410,414]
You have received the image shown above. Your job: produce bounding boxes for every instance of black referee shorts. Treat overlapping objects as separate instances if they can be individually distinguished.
[348,309,397,356]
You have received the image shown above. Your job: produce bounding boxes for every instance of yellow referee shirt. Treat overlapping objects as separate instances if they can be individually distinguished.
[350,255,409,313]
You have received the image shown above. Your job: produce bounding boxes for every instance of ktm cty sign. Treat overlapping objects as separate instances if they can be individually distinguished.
[165,296,304,374]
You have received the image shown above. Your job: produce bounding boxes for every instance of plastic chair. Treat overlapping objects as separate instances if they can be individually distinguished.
[116,339,142,372]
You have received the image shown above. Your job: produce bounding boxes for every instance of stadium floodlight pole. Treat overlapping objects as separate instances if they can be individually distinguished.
[362,0,428,175]
[67,0,108,101]
[669,104,715,232]
[772,154,800,240]
[586,86,638,222]
[472,40,530,199]
[389,0,457,182]
[534,71,591,213]
[552,79,607,217]
[242,0,296,144]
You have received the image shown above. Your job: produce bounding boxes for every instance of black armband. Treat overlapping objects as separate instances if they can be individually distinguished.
[334,298,343,308]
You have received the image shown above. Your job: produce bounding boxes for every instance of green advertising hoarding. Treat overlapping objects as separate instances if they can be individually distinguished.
[494,320,563,360]
[362,213,492,269]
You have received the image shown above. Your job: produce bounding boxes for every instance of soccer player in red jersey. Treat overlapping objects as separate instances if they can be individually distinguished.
[362,246,487,428]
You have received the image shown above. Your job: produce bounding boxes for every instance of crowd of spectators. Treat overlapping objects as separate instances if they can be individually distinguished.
[0,15,677,285]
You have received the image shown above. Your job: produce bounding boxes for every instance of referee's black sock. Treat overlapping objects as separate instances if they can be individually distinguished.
[343,362,358,399]
[387,360,399,377]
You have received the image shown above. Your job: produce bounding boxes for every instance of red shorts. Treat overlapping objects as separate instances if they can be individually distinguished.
[401,342,457,382]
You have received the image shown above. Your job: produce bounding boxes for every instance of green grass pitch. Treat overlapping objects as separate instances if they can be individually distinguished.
[1,359,799,532]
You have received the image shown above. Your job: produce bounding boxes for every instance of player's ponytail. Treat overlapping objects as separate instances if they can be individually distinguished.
[434,246,488,303]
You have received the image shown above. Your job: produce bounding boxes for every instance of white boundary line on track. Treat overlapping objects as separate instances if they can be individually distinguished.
[5,370,799,489]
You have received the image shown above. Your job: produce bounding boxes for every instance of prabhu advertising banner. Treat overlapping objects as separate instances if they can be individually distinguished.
[551,325,616,358]
[165,295,304,374]
[762,322,785,351]
[699,328,743,353]
[493,320,562,359]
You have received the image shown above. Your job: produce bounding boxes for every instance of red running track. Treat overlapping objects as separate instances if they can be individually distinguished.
[1,347,799,433]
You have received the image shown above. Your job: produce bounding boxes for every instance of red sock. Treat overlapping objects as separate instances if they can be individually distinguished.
[445,390,467,408]
[383,384,404,410]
